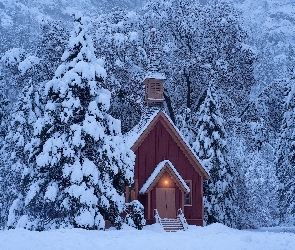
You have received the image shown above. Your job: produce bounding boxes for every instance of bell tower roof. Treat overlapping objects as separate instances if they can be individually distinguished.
[143,28,166,105]
[144,28,166,81]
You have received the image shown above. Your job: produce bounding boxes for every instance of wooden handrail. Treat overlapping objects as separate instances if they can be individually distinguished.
[154,209,162,225]
[177,208,189,230]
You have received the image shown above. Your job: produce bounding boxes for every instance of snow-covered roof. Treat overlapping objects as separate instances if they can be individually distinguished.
[147,98,165,101]
[144,72,166,80]
[139,160,190,194]
[124,108,210,179]
[124,107,160,149]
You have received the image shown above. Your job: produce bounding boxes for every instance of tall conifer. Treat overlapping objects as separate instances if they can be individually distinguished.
[193,85,237,227]
[276,76,295,225]
[13,15,134,230]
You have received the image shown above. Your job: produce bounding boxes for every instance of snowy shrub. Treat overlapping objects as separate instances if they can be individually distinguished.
[123,200,145,230]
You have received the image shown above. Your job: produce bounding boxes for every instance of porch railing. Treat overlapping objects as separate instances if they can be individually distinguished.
[177,208,188,230]
[154,208,162,227]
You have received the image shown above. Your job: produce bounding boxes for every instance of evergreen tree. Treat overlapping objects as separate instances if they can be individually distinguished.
[36,19,68,82]
[1,48,41,103]
[0,76,10,229]
[0,75,9,146]
[244,148,279,227]
[227,130,278,229]
[1,83,43,229]
[276,75,295,226]
[193,84,237,227]
[0,48,27,102]
[13,15,134,230]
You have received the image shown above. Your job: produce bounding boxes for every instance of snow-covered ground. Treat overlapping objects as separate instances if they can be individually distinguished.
[1,223,295,250]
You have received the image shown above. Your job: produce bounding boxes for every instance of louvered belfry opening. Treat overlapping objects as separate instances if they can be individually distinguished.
[143,28,166,105]
[144,79,164,104]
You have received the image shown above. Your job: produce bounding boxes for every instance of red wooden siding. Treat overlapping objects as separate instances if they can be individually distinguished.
[134,117,204,226]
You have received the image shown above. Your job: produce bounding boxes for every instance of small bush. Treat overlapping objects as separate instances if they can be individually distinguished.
[123,200,146,230]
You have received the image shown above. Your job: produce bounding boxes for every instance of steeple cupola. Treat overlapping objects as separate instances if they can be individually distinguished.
[143,28,166,105]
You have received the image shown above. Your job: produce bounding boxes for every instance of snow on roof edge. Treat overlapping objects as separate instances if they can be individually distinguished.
[123,108,160,149]
[144,72,166,80]
[139,160,190,194]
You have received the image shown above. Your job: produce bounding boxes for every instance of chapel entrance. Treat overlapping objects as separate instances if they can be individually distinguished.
[156,188,176,218]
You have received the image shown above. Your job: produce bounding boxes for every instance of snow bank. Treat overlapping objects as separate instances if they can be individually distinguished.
[0,224,295,250]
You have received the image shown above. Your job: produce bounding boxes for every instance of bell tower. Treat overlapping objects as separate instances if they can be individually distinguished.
[143,28,166,105]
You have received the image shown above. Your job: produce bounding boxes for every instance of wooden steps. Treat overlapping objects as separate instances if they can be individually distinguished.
[160,218,184,232]
[154,208,188,232]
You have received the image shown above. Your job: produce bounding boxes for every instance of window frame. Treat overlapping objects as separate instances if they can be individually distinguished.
[126,179,138,203]
[184,180,192,206]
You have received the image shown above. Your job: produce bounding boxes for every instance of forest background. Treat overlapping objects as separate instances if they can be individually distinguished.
[0,0,295,230]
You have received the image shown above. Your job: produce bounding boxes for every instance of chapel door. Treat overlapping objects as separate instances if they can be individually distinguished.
[156,188,176,218]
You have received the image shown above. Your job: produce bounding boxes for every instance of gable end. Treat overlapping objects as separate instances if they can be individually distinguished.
[131,111,209,179]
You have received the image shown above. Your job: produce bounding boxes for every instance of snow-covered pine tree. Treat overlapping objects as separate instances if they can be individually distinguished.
[244,148,279,227]
[0,75,9,147]
[276,74,295,226]
[36,19,68,82]
[1,48,41,104]
[193,84,237,228]
[17,15,134,230]
[0,76,10,229]
[2,83,44,229]
[226,133,270,229]
[1,48,27,102]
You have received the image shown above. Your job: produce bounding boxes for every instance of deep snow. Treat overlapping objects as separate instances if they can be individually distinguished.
[0,223,295,250]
